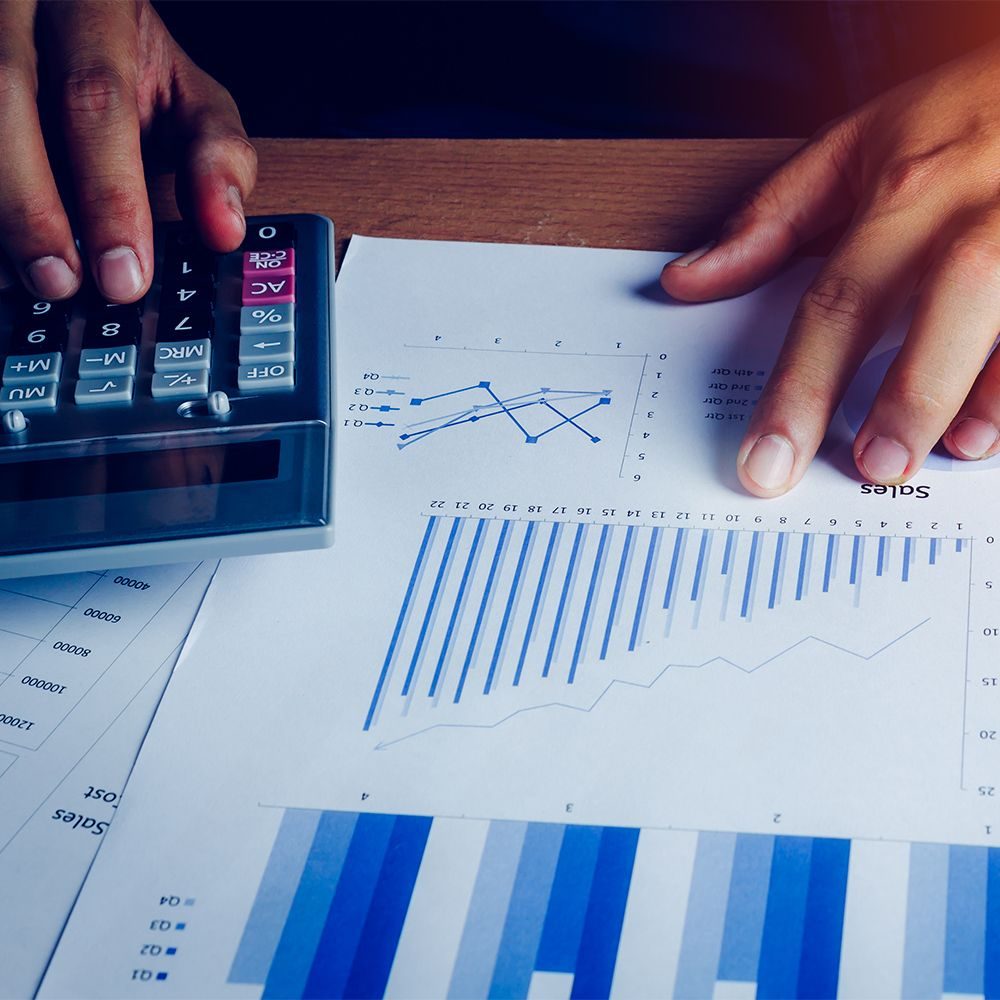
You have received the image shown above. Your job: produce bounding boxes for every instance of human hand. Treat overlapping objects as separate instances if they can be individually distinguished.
[660,39,1000,496]
[0,0,256,303]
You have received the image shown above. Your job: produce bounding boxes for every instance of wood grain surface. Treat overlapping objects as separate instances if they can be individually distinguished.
[150,138,803,266]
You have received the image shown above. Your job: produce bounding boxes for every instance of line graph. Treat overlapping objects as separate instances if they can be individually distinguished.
[398,381,612,449]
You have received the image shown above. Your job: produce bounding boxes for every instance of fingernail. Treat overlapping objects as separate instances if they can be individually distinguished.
[27,256,77,299]
[97,246,143,301]
[743,434,795,491]
[859,436,910,482]
[670,242,715,268]
[950,417,999,459]
[226,185,246,233]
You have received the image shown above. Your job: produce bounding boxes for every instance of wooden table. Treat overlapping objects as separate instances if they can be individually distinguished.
[151,139,803,266]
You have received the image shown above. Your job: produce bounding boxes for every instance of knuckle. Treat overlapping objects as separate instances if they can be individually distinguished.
[875,153,940,208]
[62,65,131,119]
[796,274,870,334]
[9,196,65,243]
[881,369,952,422]
[939,235,1000,292]
[765,357,837,416]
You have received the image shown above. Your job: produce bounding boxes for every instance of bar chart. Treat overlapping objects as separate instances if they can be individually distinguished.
[364,516,967,741]
[229,807,1000,1000]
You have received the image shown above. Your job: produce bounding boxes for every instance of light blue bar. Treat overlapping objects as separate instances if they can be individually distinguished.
[691,530,711,601]
[852,536,865,607]
[629,528,661,651]
[957,538,964,553]
[449,821,529,1000]
[485,522,536,694]
[543,523,587,677]
[514,523,562,686]
[902,842,949,1000]
[903,537,913,582]
[674,832,738,998]
[877,536,887,577]
[717,834,775,983]
[489,823,565,999]
[930,538,938,565]
[944,845,989,996]
[569,525,610,683]
[229,809,323,985]
[691,531,714,629]
[740,532,761,619]
[601,526,635,660]
[722,530,736,575]
[768,533,786,610]
[663,528,688,610]
[795,535,810,601]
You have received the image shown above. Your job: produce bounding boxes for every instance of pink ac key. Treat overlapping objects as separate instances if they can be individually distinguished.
[242,273,295,305]
[243,248,295,276]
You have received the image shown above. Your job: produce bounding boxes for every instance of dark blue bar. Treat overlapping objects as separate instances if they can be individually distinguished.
[691,530,710,601]
[628,528,660,652]
[958,538,964,553]
[429,519,487,698]
[343,815,433,999]
[402,517,462,696]
[768,533,786,609]
[877,536,887,577]
[535,825,604,973]
[930,538,938,565]
[514,523,561,686]
[985,848,1000,999]
[485,522,536,694]
[601,526,634,660]
[903,536,912,582]
[455,521,512,703]
[756,836,813,999]
[849,535,861,586]
[663,528,687,610]
[569,524,610,684]
[796,838,851,999]
[543,522,586,678]
[722,530,736,575]
[822,536,836,593]
[740,531,761,619]
[795,535,810,601]
[365,518,438,730]
[302,813,397,999]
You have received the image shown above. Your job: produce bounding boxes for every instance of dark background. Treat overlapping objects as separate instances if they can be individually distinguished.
[155,1,999,139]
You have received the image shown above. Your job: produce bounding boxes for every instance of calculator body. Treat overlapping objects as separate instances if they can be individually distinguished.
[0,214,335,579]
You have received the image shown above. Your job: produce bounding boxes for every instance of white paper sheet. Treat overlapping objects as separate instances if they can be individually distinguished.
[39,237,1000,998]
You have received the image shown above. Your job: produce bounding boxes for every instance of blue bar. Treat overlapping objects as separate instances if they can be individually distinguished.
[877,536,887,577]
[365,518,438,729]
[601,526,635,660]
[958,538,964,553]
[628,528,660,652]
[449,821,528,999]
[930,538,938,565]
[543,523,587,677]
[795,535,810,601]
[984,848,1000,999]
[263,812,359,1000]
[429,519,487,699]
[740,532,761,619]
[797,838,851,999]
[489,823,565,999]
[903,536,912,582]
[403,517,463,696]
[756,836,813,999]
[675,832,738,998]
[722,530,736,575]
[455,520,512,703]
[571,826,640,999]
[717,834,775,983]
[902,842,949,1000]
[691,530,710,601]
[768,533,786,610]
[569,525,610,684]
[535,825,604,973]
[822,536,836,593]
[230,810,322,985]
[663,528,687,610]
[944,845,988,996]
[485,523,536,694]
[849,535,861,585]
[514,523,561,686]
[343,815,433,999]
[302,813,397,999]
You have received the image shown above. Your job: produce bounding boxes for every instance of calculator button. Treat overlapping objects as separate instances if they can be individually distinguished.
[15,300,68,328]
[243,248,294,276]
[10,322,67,354]
[1,382,57,411]
[239,304,294,335]
[83,308,141,348]
[3,352,62,384]
[158,279,215,313]
[238,362,294,392]
[155,339,211,372]
[151,370,209,399]
[243,222,296,249]
[241,274,295,306]
[157,309,213,342]
[162,251,216,285]
[78,345,137,377]
[239,331,294,364]
[75,376,134,406]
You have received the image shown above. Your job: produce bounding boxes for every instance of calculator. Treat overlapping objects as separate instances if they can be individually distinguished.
[0,214,335,579]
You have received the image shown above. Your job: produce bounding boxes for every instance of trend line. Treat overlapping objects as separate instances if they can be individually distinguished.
[371,618,930,749]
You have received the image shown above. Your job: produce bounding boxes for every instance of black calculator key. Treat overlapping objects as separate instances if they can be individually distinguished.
[82,306,141,348]
[156,308,213,342]
[15,299,68,328]
[163,248,216,283]
[158,278,215,314]
[243,222,296,250]
[10,319,67,354]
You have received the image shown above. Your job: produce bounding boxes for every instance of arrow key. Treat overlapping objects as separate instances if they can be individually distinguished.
[239,330,294,364]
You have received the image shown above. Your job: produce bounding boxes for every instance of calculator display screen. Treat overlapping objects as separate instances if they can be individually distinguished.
[0,440,281,503]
